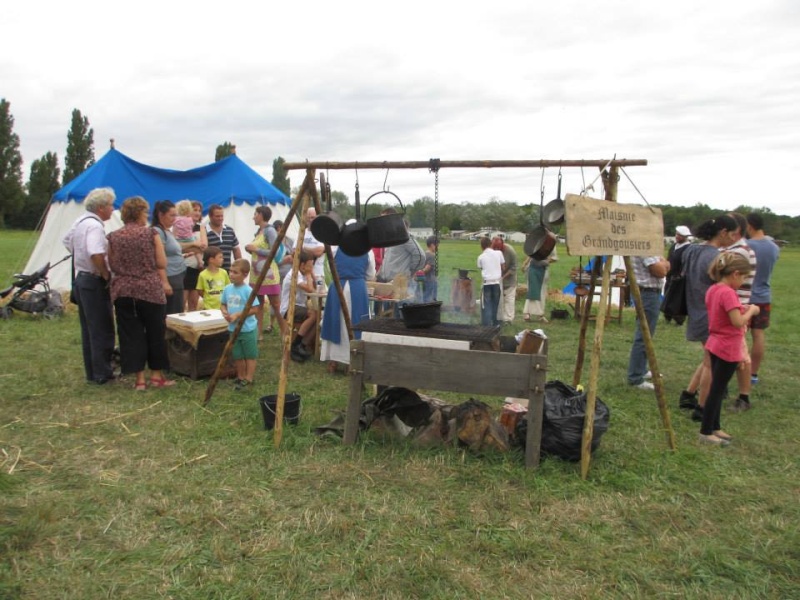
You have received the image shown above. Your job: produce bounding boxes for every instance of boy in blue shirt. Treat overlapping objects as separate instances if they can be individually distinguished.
[220,259,260,390]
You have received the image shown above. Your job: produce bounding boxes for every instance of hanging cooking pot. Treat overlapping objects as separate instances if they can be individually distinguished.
[364,190,409,248]
[310,174,345,245]
[524,184,557,260]
[543,171,565,227]
[339,182,371,257]
[525,225,558,260]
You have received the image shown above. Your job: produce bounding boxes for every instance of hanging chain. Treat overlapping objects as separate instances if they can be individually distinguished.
[429,159,441,282]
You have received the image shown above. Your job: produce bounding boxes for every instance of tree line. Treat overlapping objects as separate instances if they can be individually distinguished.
[0,100,292,230]
[2,98,798,242]
[315,191,800,243]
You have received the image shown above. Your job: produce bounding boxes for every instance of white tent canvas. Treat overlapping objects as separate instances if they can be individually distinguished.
[25,149,298,291]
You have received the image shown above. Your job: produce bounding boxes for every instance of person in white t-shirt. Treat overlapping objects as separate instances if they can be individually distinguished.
[477,236,505,326]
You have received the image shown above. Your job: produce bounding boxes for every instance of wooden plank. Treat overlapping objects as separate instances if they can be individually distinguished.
[361,331,471,351]
[343,341,366,444]
[525,354,547,469]
[359,341,535,398]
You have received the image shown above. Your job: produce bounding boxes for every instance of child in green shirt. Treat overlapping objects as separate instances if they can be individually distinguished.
[196,246,230,310]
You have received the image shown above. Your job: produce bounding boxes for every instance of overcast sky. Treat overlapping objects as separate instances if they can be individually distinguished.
[3,0,799,217]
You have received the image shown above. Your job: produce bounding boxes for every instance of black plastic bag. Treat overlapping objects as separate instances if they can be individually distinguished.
[515,380,611,461]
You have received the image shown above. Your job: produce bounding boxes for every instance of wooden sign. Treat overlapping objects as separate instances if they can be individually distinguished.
[564,194,664,257]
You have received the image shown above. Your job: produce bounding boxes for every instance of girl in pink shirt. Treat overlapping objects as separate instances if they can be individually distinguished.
[700,252,760,445]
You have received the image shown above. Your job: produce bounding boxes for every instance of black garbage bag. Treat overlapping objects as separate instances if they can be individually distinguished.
[362,386,433,429]
[515,380,611,461]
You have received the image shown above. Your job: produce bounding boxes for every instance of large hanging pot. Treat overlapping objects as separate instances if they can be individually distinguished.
[525,225,558,260]
[310,173,344,246]
[543,171,565,227]
[339,181,371,257]
[524,184,557,260]
[364,190,409,248]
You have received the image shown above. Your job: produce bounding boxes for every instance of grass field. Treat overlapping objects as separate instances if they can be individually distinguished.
[1,230,799,599]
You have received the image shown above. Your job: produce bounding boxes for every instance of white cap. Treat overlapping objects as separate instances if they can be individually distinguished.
[675,225,691,236]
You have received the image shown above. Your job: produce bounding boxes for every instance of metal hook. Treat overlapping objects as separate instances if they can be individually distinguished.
[382,165,390,192]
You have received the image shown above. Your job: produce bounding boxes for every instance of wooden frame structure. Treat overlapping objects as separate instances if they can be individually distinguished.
[206,157,675,478]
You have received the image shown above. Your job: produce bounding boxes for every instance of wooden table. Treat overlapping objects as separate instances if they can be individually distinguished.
[344,339,548,468]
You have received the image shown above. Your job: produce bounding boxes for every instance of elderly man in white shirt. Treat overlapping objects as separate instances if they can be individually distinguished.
[62,187,117,384]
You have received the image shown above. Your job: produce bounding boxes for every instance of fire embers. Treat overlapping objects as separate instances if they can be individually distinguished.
[360,388,510,453]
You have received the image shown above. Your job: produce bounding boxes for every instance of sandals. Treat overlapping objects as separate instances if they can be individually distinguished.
[150,377,176,388]
[523,313,531,322]
[134,381,147,391]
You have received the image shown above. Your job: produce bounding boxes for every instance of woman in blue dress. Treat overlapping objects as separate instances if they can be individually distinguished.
[320,245,375,373]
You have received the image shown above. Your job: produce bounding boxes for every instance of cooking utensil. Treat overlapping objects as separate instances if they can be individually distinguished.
[524,184,557,260]
[364,190,409,248]
[543,170,565,226]
[310,173,345,245]
[339,181,370,256]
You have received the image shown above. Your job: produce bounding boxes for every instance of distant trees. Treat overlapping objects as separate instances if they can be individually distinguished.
[0,99,25,228]
[63,109,94,185]
[271,156,290,196]
[8,152,60,229]
[215,142,235,161]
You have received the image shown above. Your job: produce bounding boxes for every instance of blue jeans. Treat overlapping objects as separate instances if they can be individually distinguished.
[627,289,661,384]
[75,273,116,383]
[481,284,501,326]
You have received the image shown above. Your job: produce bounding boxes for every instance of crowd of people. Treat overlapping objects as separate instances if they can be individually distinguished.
[625,213,780,447]
[63,188,780,449]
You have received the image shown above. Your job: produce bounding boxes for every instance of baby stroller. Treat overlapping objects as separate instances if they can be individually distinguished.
[0,255,70,320]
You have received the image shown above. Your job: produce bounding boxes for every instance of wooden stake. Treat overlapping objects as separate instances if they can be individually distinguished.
[623,256,677,451]
[580,257,612,479]
[274,176,314,447]
[203,175,311,406]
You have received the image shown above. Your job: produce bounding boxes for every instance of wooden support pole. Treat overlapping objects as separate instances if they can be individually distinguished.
[623,256,677,451]
[572,259,600,387]
[307,169,354,344]
[283,159,647,171]
[580,257,612,479]
[274,178,313,447]
[203,174,311,406]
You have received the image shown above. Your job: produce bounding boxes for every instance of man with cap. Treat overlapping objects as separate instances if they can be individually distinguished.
[664,225,693,325]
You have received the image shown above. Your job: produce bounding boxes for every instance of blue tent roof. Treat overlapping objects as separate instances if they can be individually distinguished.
[53,148,290,210]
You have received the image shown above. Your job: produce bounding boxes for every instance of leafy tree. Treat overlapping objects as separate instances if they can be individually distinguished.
[63,109,94,185]
[9,152,60,230]
[215,142,235,161]
[271,156,290,196]
[0,98,25,228]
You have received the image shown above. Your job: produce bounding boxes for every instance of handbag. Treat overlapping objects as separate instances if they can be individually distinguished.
[660,274,687,320]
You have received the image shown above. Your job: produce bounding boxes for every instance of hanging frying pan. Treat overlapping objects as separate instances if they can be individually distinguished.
[310,173,345,245]
[524,184,557,260]
[339,181,370,256]
[543,170,565,226]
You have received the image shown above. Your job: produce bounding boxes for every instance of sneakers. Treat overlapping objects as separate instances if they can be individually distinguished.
[679,390,699,410]
[750,375,759,385]
[644,371,653,380]
[698,433,730,446]
[234,379,250,391]
[729,397,751,413]
[631,381,655,391]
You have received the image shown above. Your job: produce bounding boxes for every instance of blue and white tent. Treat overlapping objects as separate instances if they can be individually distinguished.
[25,149,296,290]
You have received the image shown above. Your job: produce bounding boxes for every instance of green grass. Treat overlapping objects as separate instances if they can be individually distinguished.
[2,231,799,598]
